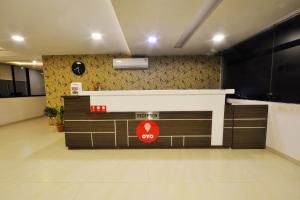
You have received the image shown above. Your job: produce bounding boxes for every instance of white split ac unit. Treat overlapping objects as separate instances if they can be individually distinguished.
[113,58,148,69]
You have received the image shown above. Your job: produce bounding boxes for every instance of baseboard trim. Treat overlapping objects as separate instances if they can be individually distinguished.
[266,146,300,166]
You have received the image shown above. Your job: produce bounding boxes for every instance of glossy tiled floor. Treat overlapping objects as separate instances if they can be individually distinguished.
[0,117,300,199]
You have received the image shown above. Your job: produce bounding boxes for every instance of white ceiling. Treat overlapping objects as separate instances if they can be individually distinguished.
[0,0,299,67]
[0,0,130,66]
[112,0,300,55]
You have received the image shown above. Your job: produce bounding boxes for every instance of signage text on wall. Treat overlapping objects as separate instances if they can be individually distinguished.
[135,112,159,120]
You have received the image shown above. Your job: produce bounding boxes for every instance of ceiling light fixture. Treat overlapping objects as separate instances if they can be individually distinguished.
[91,33,102,40]
[147,35,158,45]
[32,60,37,64]
[212,34,225,42]
[11,35,25,42]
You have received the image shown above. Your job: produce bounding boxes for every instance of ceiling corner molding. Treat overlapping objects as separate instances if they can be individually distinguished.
[109,0,132,55]
[174,0,223,48]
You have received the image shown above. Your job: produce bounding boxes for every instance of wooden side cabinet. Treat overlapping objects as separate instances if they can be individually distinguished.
[231,105,268,149]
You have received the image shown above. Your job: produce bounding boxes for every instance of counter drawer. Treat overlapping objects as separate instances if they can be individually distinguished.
[233,120,267,127]
[65,133,92,148]
[232,128,266,149]
[64,121,115,132]
[128,137,171,148]
[172,137,183,147]
[93,133,115,148]
[234,105,268,119]
[184,137,211,147]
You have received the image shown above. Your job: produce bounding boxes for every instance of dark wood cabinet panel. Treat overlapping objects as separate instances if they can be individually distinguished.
[172,137,183,147]
[65,121,114,132]
[128,120,212,136]
[65,133,92,148]
[116,121,128,147]
[234,120,267,127]
[223,105,234,147]
[233,105,268,118]
[224,120,233,127]
[223,128,232,148]
[224,105,234,119]
[64,112,136,120]
[159,111,212,119]
[184,137,211,147]
[64,96,90,113]
[93,133,115,148]
[226,105,268,149]
[232,128,266,149]
[129,137,171,148]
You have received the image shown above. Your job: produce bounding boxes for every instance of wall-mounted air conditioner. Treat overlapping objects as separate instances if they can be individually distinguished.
[113,58,148,69]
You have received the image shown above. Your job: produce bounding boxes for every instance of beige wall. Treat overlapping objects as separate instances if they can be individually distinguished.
[228,98,300,162]
[29,69,46,95]
[42,54,220,107]
[0,63,12,80]
[0,96,46,126]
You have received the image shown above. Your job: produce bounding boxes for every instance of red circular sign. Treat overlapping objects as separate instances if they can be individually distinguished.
[136,120,160,143]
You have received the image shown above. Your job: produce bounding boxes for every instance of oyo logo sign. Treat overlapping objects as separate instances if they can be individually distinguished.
[136,120,160,143]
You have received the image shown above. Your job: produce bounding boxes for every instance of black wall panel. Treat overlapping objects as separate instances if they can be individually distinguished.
[222,13,300,103]
[272,46,300,102]
[274,15,300,46]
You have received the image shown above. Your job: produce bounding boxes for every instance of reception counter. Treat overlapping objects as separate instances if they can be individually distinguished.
[62,89,267,149]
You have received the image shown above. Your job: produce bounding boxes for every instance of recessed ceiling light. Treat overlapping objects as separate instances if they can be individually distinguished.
[116,60,122,63]
[147,35,158,45]
[212,34,225,42]
[32,60,37,64]
[91,33,102,40]
[11,35,25,42]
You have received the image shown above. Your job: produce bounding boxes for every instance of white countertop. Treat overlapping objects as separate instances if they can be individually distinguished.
[79,89,234,96]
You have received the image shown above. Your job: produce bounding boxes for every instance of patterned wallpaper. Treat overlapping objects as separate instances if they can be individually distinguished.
[42,54,220,107]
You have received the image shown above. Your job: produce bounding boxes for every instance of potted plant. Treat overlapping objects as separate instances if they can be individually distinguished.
[44,106,57,125]
[56,106,64,132]
[44,106,64,132]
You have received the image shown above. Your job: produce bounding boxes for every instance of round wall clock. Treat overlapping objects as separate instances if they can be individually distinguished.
[72,61,85,76]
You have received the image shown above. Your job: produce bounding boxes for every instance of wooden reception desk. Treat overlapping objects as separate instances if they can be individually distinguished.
[63,89,268,149]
